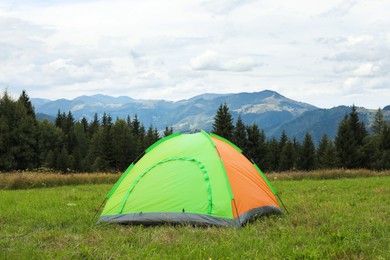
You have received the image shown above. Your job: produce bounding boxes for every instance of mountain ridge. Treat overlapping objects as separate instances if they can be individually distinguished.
[31,90,389,143]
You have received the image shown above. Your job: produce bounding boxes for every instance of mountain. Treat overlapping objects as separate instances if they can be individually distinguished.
[31,90,390,143]
[32,90,317,132]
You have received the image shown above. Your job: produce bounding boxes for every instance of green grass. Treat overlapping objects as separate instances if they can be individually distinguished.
[1,177,389,259]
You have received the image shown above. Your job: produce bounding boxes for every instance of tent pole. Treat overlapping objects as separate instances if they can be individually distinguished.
[276,193,289,214]
[232,199,241,228]
[91,198,107,224]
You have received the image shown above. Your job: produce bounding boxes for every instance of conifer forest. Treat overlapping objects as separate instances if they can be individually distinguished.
[1,91,389,173]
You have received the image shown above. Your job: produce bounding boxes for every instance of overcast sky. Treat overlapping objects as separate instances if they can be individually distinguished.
[1,0,389,108]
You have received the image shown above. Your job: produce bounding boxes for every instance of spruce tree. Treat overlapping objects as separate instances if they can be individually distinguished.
[292,137,301,169]
[279,139,294,171]
[132,115,141,137]
[349,105,367,146]
[145,125,160,148]
[265,137,279,172]
[379,123,390,169]
[38,119,64,169]
[279,131,288,151]
[232,115,247,150]
[73,122,90,171]
[111,119,136,171]
[335,106,367,168]
[18,90,36,118]
[88,113,100,137]
[245,123,262,163]
[0,91,17,170]
[1,91,40,170]
[163,126,174,137]
[299,133,315,171]
[316,134,337,169]
[212,103,234,140]
[372,108,385,135]
[56,146,70,172]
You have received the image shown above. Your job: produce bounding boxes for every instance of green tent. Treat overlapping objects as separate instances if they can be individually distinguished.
[99,131,281,226]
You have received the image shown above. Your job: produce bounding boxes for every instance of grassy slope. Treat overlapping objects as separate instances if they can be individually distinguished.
[0,177,389,259]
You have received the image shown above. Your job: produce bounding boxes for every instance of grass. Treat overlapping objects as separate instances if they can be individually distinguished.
[0,175,389,259]
[1,169,389,190]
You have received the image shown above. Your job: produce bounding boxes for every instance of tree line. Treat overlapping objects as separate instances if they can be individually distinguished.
[211,103,390,171]
[1,91,389,173]
[0,91,172,172]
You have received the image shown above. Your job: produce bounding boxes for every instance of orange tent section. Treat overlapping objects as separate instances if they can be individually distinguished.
[211,135,279,219]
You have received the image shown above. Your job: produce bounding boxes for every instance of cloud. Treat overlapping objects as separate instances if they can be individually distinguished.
[190,50,262,72]
[224,57,261,72]
[353,63,380,77]
[190,50,220,70]
[320,0,358,17]
[201,0,255,15]
[1,0,389,108]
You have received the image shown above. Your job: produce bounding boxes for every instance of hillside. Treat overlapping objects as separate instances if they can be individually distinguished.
[32,90,389,143]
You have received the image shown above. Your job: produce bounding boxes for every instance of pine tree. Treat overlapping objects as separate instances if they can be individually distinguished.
[88,113,100,137]
[0,90,41,170]
[18,90,36,119]
[212,103,234,140]
[80,117,89,133]
[379,123,390,169]
[137,124,146,154]
[73,122,90,171]
[349,105,367,146]
[55,110,66,129]
[245,123,262,163]
[299,133,315,171]
[56,146,69,173]
[232,115,247,150]
[38,119,64,168]
[132,114,141,137]
[0,91,17,170]
[316,134,337,169]
[279,139,294,171]
[163,126,173,137]
[145,125,160,148]
[111,119,136,171]
[372,108,385,135]
[279,131,288,151]
[265,137,279,172]
[335,106,368,168]
[292,138,301,169]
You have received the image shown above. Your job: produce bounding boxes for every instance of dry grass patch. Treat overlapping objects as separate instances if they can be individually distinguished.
[0,172,120,190]
[267,169,390,181]
[1,169,390,190]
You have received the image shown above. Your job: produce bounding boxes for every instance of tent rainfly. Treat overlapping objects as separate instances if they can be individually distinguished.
[99,130,282,227]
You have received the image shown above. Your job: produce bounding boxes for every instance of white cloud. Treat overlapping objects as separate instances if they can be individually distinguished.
[224,57,261,72]
[190,50,220,71]
[353,63,379,77]
[190,50,262,72]
[0,0,389,108]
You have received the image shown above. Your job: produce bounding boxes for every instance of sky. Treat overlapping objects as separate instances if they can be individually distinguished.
[0,0,389,109]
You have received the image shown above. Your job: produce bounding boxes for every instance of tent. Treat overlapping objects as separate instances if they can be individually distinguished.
[98,130,282,227]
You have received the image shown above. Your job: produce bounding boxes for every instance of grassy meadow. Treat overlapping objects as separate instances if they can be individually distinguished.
[0,172,389,259]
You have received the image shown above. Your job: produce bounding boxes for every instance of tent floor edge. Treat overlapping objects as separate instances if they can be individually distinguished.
[98,213,237,227]
[236,206,283,226]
